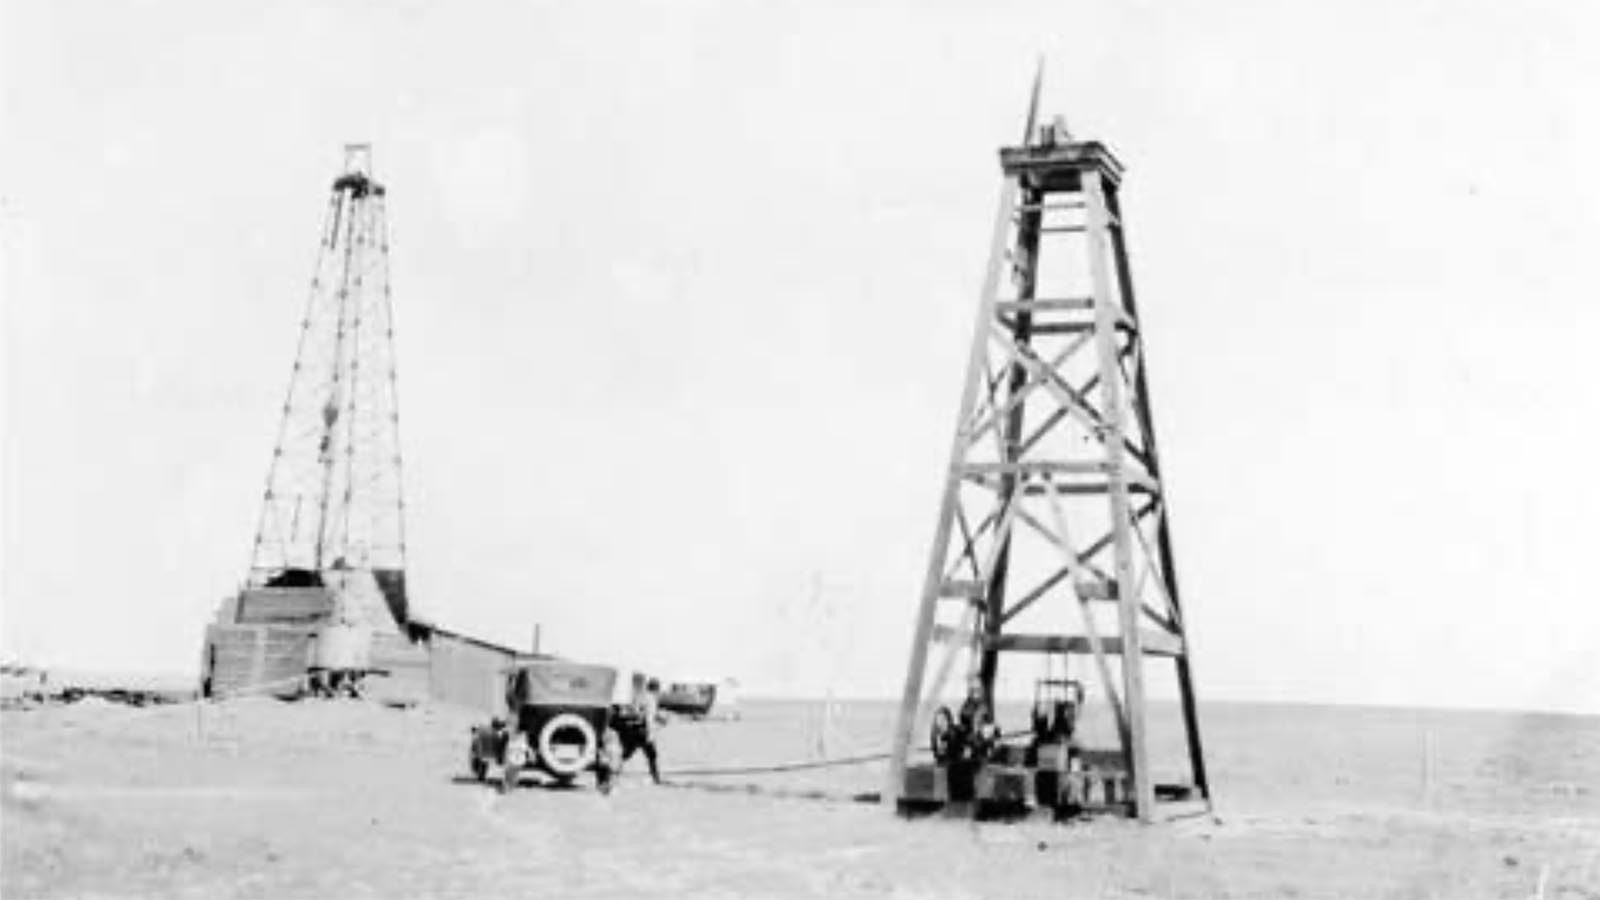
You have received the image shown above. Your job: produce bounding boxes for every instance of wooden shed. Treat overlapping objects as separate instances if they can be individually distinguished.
[201,587,332,698]
[402,619,551,714]
[199,580,548,713]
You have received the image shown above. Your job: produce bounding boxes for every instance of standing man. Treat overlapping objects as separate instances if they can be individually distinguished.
[610,677,666,786]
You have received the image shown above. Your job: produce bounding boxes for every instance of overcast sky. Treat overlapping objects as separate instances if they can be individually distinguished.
[4,0,1597,713]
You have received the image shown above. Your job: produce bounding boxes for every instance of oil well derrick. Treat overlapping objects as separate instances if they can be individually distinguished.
[201,145,416,698]
[247,143,407,611]
[886,77,1211,823]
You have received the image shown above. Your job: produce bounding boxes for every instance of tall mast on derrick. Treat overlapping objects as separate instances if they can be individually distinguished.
[248,144,408,622]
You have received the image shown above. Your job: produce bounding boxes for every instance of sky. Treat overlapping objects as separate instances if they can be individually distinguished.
[3,0,1597,713]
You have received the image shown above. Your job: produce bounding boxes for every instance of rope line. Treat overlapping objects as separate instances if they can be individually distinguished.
[659,779,879,807]
[662,749,893,778]
[659,728,1035,779]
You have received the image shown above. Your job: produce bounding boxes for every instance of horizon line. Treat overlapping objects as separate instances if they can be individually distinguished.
[5,664,1594,719]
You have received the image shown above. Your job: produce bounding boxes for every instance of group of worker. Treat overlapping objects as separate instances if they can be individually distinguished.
[940,675,1082,768]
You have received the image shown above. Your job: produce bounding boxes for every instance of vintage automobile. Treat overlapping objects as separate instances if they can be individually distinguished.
[468,659,619,793]
[658,676,741,720]
[658,680,717,718]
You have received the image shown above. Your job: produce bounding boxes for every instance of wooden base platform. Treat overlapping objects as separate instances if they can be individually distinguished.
[898,760,1200,822]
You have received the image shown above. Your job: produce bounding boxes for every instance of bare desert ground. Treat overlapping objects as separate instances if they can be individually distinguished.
[2,696,1596,899]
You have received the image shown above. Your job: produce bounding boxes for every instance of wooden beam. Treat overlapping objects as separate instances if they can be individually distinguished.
[978,498,1020,589]
[999,561,1101,626]
[1127,509,1180,629]
[963,461,1110,476]
[996,500,1161,627]
[1016,199,1086,212]
[1085,168,1155,822]
[1016,405,1071,458]
[959,462,1158,496]
[939,579,986,600]
[1004,333,1108,433]
[998,319,1094,336]
[928,623,1186,654]
[917,603,980,768]
[982,630,1184,657]
[964,345,1034,450]
[1104,183,1210,802]
[1021,57,1043,146]
[966,328,1098,449]
[1039,478,1130,765]
[993,298,1095,313]
[1075,580,1117,601]
[1017,347,1162,477]
[944,505,998,584]
[1018,481,1113,496]
[886,172,1022,807]
[1010,502,1063,548]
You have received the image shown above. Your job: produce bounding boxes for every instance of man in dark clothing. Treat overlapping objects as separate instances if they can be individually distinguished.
[955,679,1001,762]
[608,677,665,787]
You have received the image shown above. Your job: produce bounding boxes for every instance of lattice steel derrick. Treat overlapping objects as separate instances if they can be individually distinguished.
[887,84,1209,822]
[248,145,407,589]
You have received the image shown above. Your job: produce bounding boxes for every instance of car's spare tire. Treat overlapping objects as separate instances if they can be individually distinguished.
[537,712,598,778]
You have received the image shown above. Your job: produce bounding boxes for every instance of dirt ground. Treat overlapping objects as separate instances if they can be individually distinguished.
[2,696,1596,899]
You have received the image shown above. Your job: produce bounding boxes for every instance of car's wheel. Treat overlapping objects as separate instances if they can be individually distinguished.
[537,713,599,779]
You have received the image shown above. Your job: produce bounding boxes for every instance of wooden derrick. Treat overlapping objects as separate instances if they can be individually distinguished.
[886,70,1210,823]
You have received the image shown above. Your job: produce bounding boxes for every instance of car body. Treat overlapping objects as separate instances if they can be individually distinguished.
[468,659,619,792]
[658,680,717,717]
[658,676,741,719]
